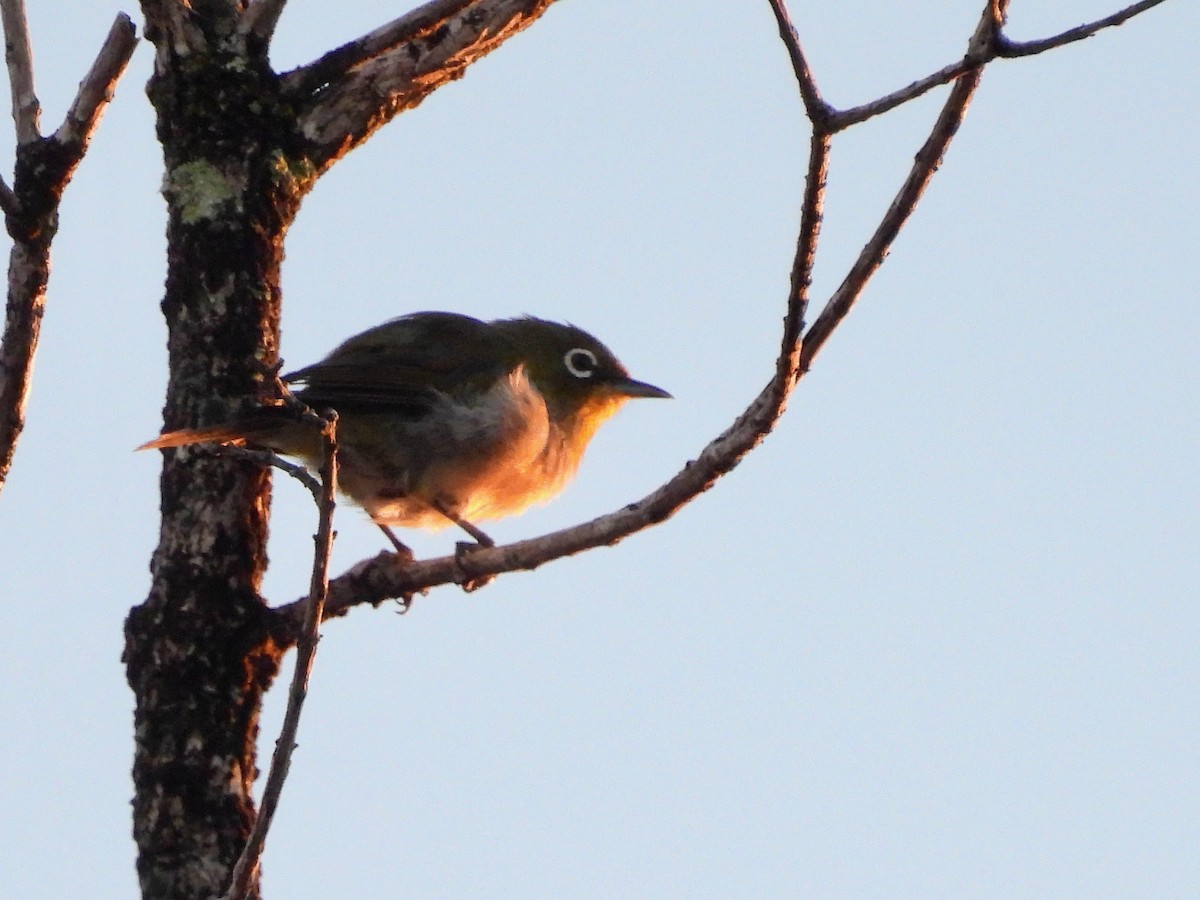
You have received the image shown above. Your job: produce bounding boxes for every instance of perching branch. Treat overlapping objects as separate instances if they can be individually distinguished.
[272,0,1172,630]
[0,12,137,495]
[223,414,340,900]
[274,84,834,635]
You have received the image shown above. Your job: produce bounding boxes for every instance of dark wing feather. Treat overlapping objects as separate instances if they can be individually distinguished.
[283,312,516,415]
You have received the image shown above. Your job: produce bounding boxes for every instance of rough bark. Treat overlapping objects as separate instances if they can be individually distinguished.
[124,6,307,898]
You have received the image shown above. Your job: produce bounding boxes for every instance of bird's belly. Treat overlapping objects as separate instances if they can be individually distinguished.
[342,367,572,529]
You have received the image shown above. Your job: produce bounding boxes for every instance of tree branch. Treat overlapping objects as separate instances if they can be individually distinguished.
[832,58,976,130]
[0,242,47,489]
[765,0,831,126]
[999,0,1168,56]
[0,12,137,494]
[281,0,477,95]
[0,0,40,143]
[224,415,339,900]
[54,14,139,149]
[828,0,1168,130]
[286,0,559,170]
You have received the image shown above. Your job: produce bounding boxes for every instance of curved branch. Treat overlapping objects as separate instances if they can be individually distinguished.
[274,128,832,637]
[285,0,559,170]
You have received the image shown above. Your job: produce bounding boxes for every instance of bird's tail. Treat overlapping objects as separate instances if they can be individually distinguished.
[136,407,312,454]
[137,425,257,451]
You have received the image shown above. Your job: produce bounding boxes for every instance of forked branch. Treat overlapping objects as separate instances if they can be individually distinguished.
[0,10,137,494]
[771,0,1171,132]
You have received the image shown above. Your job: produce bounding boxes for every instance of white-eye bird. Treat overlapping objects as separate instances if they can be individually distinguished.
[140,311,671,551]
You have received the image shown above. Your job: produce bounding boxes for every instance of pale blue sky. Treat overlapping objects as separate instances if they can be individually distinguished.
[2,2,1196,897]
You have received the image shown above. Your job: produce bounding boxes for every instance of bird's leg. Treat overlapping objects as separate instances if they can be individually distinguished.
[377,523,414,559]
[433,501,495,549]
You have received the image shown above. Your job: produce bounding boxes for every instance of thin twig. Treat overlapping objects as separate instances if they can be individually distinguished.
[828,0,1167,130]
[211,444,323,500]
[833,58,975,130]
[53,13,138,148]
[223,414,339,900]
[770,0,832,356]
[0,0,40,143]
[999,0,1168,56]
[765,0,830,125]
[787,129,831,381]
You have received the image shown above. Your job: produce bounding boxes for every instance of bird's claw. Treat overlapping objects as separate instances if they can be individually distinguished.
[453,540,494,592]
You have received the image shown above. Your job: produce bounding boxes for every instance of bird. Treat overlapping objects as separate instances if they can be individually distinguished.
[139,311,671,552]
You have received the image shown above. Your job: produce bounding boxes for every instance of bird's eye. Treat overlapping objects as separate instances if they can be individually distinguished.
[563,347,598,379]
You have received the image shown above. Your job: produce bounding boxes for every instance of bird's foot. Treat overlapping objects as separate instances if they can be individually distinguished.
[453,540,495,593]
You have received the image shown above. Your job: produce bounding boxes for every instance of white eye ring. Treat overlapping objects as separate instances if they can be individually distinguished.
[564,347,598,379]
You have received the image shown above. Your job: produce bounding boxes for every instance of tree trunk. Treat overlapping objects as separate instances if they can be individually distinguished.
[123,9,308,897]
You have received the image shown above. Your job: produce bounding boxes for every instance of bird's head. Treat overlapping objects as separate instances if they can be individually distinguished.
[494,317,671,444]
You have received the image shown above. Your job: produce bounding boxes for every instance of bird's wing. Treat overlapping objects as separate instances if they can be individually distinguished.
[283,312,515,414]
